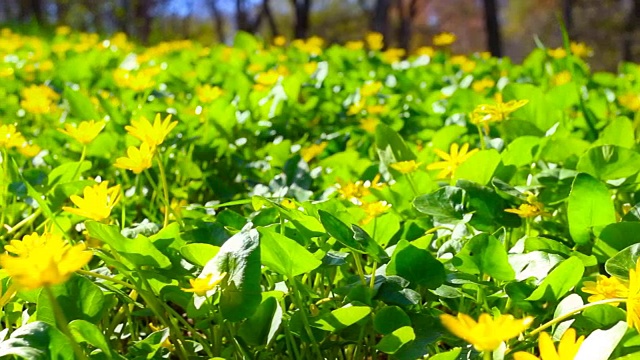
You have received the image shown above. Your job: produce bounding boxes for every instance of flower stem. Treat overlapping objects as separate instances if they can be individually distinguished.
[76,269,136,290]
[70,145,87,181]
[44,286,88,360]
[483,351,492,360]
[155,155,170,228]
[289,277,323,359]
[477,125,486,150]
[528,298,625,337]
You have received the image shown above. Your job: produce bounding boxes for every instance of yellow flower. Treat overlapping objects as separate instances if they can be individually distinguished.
[626,259,640,332]
[472,78,495,93]
[58,120,106,145]
[125,114,177,149]
[17,142,41,158]
[366,104,387,115]
[513,329,584,360]
[0,124,22,149]
[20,85,59,114]
[364,174,386,191]
[300,142,327,162]
[114,142,154,174]
[433,32,457,46]
[570,42,593,58]
[382,48,406,63]
[415,46,435,57]
[303,62,318,75]
[253,70,280,91]
[547,47,567,59]
[581,275,628,306]
[365,32,384,51]
[619,93,640,112]
[63,181,121,221]
[360,201,391,225]
[552,71,572,86]
[273,35,286,47]
[112,68,156,91]
[0,231,93,290]
[359,118,379,133]
[195,85,223,103]
[345,41,364,50]
[390,160,422,174]
[336,180,370,203]
[427,143,478,179]
[281,199,297,209]
[505,203,547,218]
[360,81,383,97]
[440,313,533,352]
[474,93,529,122]
[348,101,365,116]
[182,272,227,297]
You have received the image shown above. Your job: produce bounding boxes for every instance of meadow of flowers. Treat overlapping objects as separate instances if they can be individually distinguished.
[1,26,640,359]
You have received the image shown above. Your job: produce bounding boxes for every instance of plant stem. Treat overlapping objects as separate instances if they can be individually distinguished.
[477,125,486,150]
[155,155,170,228]
[44,286,88,360]
[3,208,42,238]
[289,277,323,359]
[528,298,625,337]
[406,173,419,196]
[77,269,135,290]
[483,351,492,360]
[69,145,86,181]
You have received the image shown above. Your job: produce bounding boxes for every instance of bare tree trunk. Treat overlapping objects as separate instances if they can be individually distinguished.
[236,0,251,32]
[31,0,44,24]
[262,0,279,36]
[371,0,391,45]
[134,0,154,44]
[290,0,311,39]
[562,0,573,35]
[207,0,227,42]
[623,0,640,61]
[397,0,418,51]
[483,0,502,57]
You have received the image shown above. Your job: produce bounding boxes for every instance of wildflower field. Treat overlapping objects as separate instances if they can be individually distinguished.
[2,27,640,360]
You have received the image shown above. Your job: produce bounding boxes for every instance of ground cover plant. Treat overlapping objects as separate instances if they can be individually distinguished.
[2,26,640,359]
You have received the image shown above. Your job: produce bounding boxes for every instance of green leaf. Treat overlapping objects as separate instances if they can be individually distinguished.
[318,210,388,263]
[594,222,640,262]
[179,243,220,267]
[605,243,640,280]
[429,348,462,360]
[85,221,172,269]
[527,257,584,302]
[0,321,73,360]
[47,161,91,187]
[501,136,540,167]
[375,123,416,168]
[258,227,322,277]
[596,117,635,148]
[574,321,627,360]
[453,233,515,281]
[386,240,446,289]
[576,145,640,180]
[374,306,411,335]
[238,297,282,346]
[64,86,100,120]
[413,186,466,222]
[37,274,105,325]
[453,149,501,185]
[311,305,371,332]
[128,328,169,359]
[69,320,114,358]
[567,173,616,245]
[201,227,261,322]
[376,326,416,354]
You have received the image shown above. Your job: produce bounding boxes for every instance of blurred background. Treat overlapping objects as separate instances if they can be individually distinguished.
[1,0,639,70]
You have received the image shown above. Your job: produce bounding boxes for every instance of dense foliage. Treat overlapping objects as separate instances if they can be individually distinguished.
[1,27,640,359]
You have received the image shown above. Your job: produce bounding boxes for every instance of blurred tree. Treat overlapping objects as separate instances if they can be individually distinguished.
[483,0,502,56]
[291,0,311,38]
[397,0,419,51]
[205,0,227,42]
[622,0,640,61]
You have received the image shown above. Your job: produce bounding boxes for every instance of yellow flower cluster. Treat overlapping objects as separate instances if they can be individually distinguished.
[58,120,106,145]
[0,124,41,157]
[427,143,478,179]
[513,329,584,360]
[336,174,385,204]
[470,93,529,133]
[20,84,59,115]
[0,231,92,290]
[440,312,533,351]
[115,114,177,174]
[63,181,121,222]
[505,191,548,219]
[195,84,223,103]
[113,67,160,92]
[433,32,457,47]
